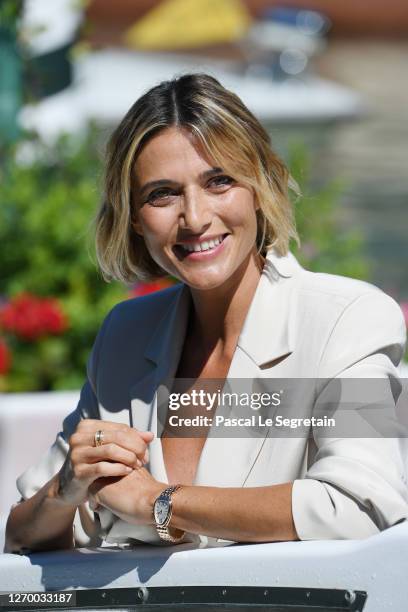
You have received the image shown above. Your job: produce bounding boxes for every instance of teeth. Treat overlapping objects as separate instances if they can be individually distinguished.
[180,235,224,253]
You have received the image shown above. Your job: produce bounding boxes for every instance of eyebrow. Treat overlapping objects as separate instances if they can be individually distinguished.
[139,167,224,196]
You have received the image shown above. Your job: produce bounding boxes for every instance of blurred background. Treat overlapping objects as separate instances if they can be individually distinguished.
[1,0,407,393]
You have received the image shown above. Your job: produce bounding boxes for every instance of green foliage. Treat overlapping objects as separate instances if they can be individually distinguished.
[0,128,127,391]
[288,142,371,280]
[0,1,23,31]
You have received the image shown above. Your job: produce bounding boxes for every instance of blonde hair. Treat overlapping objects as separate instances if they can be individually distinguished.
[95,73,300,283]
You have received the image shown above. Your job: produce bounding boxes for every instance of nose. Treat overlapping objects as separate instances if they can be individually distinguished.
[178,187,212,234]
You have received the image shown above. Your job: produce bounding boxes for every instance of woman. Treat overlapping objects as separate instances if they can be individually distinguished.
[5,74,408,553]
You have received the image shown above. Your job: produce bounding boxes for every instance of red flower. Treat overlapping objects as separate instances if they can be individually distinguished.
[0,338,11,375]
[130,278,176,298]
[0,293,68,341]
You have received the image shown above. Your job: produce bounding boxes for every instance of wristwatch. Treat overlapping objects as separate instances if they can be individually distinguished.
[153,485,185,543]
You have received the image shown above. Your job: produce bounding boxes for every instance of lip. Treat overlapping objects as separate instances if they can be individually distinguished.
[176,233,227,246]
[173,233,229,261]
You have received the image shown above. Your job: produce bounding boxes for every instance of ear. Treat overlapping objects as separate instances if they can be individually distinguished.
[132,220,144,237]
[130,186,144,236]
[131,210,144,236]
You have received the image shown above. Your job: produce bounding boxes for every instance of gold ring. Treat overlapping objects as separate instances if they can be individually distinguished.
[94,430,104,447]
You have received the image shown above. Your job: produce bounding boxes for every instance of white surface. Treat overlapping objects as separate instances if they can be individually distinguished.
[0,521,408,611]
[20,49,363,142]
[0,391,79,516]
[246,21,325,55]
[0,515,6,554]
[22,0,82,55]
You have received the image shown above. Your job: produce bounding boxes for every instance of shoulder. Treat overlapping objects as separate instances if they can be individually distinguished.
[90,282,183,360]
[109,282,183,326]
[289,263,406,374]
[294,266,404,326]
[268,247,397,313]
[297,267,382,304]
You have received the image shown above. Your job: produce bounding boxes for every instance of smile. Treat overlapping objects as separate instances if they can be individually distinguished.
[179,234,226,253]
[173,234,229,260]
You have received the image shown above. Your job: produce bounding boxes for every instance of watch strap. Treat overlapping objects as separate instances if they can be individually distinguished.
[154,484,185,543]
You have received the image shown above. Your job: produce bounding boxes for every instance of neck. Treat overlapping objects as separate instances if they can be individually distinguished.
[187,250,265,358]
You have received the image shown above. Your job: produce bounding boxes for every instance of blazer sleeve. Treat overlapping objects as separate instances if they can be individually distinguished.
[14,308,114,547]
[291,290,408,540]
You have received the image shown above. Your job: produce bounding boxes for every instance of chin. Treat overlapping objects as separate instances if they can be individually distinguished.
[181,272,232,291]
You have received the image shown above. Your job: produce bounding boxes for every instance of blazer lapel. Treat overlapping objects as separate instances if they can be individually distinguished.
[129,248,302,488]
[129,283,191,434]
[195,249,301,487]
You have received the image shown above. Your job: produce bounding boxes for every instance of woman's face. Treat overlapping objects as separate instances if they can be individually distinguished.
[132,127,260,290]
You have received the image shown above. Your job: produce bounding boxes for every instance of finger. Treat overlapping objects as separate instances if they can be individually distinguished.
[139,431,154,441]
[85,444,142,468]
[72,442,144,470]
[88,495,101,512]
[142,448,150,464]
[81,462,133,482]
[78,419,131,431]
[103,430,149,461]
[71,429,149,461]
[78,420,153,438]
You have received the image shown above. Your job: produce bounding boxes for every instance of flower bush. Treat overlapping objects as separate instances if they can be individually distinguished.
[0,338,12,377]
[0,128,177,391]
[130,279,176,298]
[0,293,70,391]
[0,293,68,340]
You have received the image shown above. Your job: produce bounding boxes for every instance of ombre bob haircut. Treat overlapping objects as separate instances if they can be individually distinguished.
[95,73,300,283]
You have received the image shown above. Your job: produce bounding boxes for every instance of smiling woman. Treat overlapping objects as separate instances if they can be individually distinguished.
[131,127,262,293]
[95,73,300,284]
[5,74,408,553]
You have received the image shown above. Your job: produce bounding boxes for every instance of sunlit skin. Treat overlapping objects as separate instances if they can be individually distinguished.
[132,127,265,356]
[132,127,261,289]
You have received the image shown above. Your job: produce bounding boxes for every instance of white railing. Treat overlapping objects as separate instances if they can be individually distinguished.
[0,521,407,611]
[0,391,80,517]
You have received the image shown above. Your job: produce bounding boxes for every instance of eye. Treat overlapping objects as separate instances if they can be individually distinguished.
[207,175,235,189]
[146,188,177,205]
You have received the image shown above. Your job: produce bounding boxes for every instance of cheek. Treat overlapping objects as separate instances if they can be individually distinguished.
[139,209,174,245]
[220,191,258,231]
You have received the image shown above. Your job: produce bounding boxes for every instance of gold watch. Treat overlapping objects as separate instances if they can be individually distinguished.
[153,485,185,543]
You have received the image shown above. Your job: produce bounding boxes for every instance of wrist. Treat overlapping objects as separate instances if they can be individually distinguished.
[148,482,168,526]
[47,474,77,510]
[152,484,185,543]
[167,524,185,540]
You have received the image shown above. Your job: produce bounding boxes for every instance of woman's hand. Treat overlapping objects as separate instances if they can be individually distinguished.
[56,419,154,508]
[88,468,165,526]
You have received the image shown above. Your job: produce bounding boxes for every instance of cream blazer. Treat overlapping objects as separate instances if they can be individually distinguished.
[16,248,408,547]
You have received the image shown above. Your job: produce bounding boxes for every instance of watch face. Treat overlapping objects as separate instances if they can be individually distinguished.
[154,499,170,525]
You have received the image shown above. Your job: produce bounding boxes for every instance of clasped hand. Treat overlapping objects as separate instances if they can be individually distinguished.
[57,419,165,525]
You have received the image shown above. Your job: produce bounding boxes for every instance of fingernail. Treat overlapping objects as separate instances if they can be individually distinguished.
[136,459,143,468]
[125,466,133,472]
